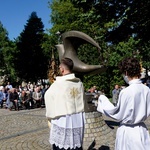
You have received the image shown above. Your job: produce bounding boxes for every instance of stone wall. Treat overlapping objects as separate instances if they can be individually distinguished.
[83,111,115,150]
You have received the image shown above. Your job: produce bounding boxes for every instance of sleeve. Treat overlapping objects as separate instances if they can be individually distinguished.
[45,84,55,119]
[147,89,150,117]
[97,95,115,114]
[112,89,114,95]
[97,90,134,122]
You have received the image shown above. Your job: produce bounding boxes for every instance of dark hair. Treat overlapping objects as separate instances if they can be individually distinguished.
[118,57,141,78]
[60,57,74,71]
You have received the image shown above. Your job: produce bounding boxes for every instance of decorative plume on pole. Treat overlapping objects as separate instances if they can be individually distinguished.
[48,49,59,83]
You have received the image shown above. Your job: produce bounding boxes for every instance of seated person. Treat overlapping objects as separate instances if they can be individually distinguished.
[32,86,42,108]
[20,90,34,109]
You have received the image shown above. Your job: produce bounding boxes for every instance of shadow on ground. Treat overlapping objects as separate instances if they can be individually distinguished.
[105,120,120,129]
[87,139,111,150]
[87,120,120,150]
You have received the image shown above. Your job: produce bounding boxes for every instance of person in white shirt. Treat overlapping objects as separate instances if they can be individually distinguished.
[112,84,120,106]
[97,57,150,150]
[45,57,85,150]
[32,86,42,108]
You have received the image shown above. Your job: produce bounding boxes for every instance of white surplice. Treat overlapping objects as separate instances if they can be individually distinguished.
[50,112,85,149]
[97,79,150,150]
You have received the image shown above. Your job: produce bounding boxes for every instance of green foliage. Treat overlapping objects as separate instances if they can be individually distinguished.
[50,0,82,33]
[0,22,9,73]
[0,22,17,82]
[140,41,150,77]
[1,0,149,95]
[107,37,140,67]
[71,0,150,44]
[104,37,141,94]
[3,41,18,80]
[47,0,150,95]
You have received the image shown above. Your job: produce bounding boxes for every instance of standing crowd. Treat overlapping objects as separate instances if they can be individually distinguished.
[0,81,49,111]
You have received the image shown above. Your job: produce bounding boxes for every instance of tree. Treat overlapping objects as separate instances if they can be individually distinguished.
[0,22,17,83]
[0,22,9,74]
[140,41,150,77]
[71,0,150,69]
[71,0,150,43]
[15,12,48,82]
[47,0,150,95]
[48,0,110,92]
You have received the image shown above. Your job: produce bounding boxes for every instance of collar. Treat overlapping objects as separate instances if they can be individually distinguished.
[129,79,142,85]
[56,73,76,81]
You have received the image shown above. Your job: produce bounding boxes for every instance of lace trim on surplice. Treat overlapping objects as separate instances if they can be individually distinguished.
[50,124,83,149]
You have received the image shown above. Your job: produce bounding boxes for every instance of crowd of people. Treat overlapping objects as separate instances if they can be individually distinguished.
[0,81,50,111]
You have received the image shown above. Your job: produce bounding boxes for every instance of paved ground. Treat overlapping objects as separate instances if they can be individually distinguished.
[0,108,150,150]
[0,108,51,150]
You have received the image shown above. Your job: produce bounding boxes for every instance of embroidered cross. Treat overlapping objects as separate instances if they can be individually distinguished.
[70,87,79,98]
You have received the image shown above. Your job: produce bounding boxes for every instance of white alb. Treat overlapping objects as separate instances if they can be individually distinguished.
[97,79,150,150]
